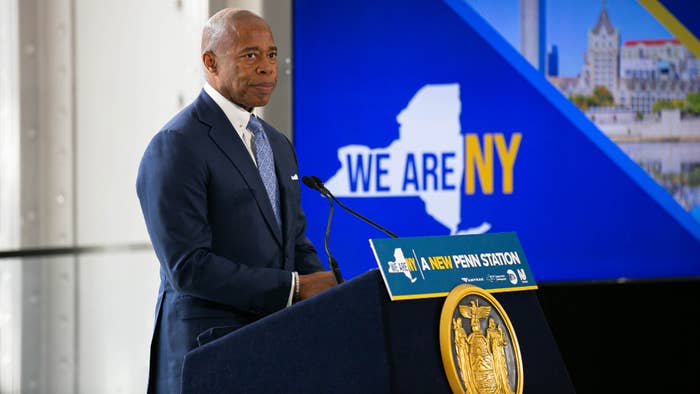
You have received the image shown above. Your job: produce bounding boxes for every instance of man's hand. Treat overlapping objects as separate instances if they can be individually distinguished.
[298,271,336,300]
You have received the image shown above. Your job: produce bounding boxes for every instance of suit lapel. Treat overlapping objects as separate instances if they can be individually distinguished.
[194,91,283,246]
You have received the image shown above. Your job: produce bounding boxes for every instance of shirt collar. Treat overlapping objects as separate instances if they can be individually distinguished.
[203,82,259,134]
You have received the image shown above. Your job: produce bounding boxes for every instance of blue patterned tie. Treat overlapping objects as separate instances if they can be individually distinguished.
[247,115,281,228]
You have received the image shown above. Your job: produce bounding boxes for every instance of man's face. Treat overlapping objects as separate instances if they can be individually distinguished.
[214,18,278,110]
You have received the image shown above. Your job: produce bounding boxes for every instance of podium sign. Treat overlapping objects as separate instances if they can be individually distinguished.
[370,232,537,300]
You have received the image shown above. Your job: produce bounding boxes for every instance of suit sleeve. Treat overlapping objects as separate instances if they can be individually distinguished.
[292,203,326,275]
[283,134,326,275]
[136,129,291,316]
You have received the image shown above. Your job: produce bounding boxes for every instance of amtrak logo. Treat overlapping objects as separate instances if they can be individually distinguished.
[325,83,522,235]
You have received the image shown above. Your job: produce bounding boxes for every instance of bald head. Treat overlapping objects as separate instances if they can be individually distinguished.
[200,8,278,110]
[201,8,268,55]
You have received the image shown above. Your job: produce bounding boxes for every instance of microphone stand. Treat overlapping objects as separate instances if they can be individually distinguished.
[311,176,399,239]
[320,191,344,284]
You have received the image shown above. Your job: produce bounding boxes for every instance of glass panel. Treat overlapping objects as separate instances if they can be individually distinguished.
[0,248,159,394]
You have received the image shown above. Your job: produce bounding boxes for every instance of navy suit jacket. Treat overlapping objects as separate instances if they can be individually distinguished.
[136,90,324,394]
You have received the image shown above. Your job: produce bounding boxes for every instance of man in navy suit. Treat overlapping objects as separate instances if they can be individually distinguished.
[136,8,336,393]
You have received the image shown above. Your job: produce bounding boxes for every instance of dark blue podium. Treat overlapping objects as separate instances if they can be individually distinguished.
[181,269,574,393]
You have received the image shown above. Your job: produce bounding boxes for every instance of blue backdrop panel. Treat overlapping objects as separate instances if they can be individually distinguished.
[293,0,700,282]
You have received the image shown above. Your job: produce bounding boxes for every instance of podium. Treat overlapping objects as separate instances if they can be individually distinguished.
[181,269,574,393]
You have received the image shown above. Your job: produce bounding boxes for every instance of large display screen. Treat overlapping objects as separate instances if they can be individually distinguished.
[292,0,700,282]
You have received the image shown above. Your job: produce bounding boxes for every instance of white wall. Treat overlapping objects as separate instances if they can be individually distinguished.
[0,1,292,392]
[75,0,206,246]
[74,0,207,392]
[1,0,207,392]
[77,251,159,394]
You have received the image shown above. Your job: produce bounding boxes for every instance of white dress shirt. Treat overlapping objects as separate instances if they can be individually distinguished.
[203,83,259,165]
[203,83,297,306]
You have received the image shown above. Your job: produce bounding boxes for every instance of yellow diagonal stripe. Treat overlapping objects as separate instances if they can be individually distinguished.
[638,0,700,58]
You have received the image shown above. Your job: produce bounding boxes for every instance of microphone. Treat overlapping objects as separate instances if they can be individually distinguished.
[309,176,399,239]
[302,176,344,284]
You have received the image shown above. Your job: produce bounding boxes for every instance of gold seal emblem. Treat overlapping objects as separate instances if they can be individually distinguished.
[439,284,523,394]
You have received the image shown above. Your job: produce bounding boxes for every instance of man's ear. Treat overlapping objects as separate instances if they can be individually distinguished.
[202,51,217,73]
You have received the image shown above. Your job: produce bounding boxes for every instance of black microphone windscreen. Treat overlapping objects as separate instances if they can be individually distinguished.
[301,175,319,191]
[310,176,328,192]
[311,175,324,186]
